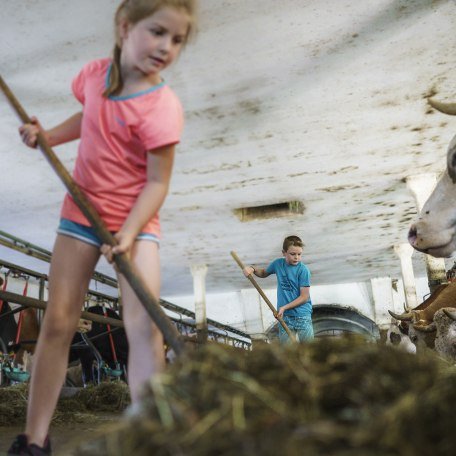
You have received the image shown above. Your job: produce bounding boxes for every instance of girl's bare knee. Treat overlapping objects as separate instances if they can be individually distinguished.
[41,313,77,342]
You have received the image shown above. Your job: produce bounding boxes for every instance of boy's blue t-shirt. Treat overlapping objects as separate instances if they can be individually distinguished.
[266,258,312,317]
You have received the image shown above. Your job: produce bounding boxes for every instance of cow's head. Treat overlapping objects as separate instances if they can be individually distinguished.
[386,321,417,354]
[408,98,456,257]
[77,318,92,333]
[433,308,456,361]
[386,315,434,352]
[408,134,456,257]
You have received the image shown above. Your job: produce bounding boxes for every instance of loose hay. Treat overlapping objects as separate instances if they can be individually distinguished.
[74,337,456,456]
[0,383,29,426]
[0,381,130,426]
[71,382,131,413]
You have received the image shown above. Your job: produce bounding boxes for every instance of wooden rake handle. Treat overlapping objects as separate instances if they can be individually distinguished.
[0,74,184,356]
[230,251,297,342]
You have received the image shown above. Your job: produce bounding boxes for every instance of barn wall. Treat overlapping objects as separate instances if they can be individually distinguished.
[1,272,432,336]
[163,276,432,335]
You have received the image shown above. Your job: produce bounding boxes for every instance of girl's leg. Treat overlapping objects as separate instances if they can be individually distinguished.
[117,240,165,403]
[25,235,100,446]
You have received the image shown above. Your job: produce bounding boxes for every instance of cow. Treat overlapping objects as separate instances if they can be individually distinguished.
[69,305,128,385]
[0,300,40,365]
[389,281,456,330]
[385,320,416,354]
[0,301,18,354]
[433,308,456,362]
[1,297,128,386]
[408,98,456,257]
[387,282,456,351]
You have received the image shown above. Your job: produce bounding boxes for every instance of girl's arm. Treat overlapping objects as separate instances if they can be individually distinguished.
[103,144,175,259]
[19,112,82,148]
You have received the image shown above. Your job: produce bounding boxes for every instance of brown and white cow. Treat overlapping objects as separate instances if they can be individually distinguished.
[408,98,456,257]
[386,320,417,354]
[387,281,456,351]
[390,281,456,328]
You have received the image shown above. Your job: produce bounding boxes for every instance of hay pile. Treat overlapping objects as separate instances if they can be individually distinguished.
[0,383,29,426]
[0,381,130,426]
[74,337,456,456]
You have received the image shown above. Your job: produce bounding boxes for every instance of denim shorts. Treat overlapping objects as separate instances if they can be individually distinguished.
[278,315,314,344]
[57,218,159,248]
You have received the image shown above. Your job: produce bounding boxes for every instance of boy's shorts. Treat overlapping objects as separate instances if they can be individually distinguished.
[57,218,159,248]
[279,315,314,343]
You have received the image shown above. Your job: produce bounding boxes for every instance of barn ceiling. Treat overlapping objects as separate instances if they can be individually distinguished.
[1,0,455,299]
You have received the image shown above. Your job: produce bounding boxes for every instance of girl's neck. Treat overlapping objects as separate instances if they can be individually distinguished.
[119,67,162,97]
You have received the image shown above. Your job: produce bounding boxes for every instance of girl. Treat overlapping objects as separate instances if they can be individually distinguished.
[8,1,197,454]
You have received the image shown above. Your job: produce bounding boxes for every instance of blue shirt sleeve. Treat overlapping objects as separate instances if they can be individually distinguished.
[266,259,277,275]
[299,265,311,287]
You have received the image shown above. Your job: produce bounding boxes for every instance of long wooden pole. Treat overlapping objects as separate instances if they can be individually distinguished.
[230,251,297,341]
[0,75,184,355]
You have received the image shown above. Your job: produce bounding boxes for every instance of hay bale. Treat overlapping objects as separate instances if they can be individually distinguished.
[73,337,456,456]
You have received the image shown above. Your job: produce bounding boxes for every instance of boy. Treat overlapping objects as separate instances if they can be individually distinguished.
[243,235,313,343]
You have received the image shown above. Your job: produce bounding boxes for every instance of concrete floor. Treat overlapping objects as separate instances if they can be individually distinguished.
[0,413,119,455]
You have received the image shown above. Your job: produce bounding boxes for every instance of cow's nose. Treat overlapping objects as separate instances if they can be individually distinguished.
[408,224,418,246]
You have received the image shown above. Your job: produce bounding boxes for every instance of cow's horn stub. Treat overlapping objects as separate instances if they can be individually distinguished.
[388,310,413,321]
[428,98,456,116]
[443,308,456,321]
[413,322,437,333]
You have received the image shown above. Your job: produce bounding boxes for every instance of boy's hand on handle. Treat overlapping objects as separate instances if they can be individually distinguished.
[100,231,135,264]
[243,266,254,278]
[19,116,45,148]
[277,307,285,319]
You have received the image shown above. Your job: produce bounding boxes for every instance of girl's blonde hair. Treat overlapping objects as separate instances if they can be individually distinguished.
[104,0,197,97]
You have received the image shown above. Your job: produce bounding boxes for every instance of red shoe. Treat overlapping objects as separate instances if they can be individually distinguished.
[7,434,52,455]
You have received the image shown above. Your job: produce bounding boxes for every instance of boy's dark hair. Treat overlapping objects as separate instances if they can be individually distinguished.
[283,235,303,252]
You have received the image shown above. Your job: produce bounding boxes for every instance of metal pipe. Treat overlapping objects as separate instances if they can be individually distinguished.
[0,290,124,328]
[0,259,118,304]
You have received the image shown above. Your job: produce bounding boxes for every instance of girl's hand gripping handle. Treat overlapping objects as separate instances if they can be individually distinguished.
[19,116,46,148]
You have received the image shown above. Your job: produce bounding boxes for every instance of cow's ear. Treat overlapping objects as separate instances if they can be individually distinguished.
[447,136,456,183]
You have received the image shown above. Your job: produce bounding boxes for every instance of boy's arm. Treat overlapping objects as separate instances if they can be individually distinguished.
[277,287,310,317]
[243,265,271,278]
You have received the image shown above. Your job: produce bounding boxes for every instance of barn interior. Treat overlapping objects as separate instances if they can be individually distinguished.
[1,0,456,335]
[1,0,456,453]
